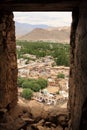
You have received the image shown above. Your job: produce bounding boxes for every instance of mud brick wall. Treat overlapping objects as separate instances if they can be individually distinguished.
[69,7,87,130]
[0,11,18,110]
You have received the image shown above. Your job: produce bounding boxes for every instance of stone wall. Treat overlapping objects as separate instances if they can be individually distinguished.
[0,1,87,130]
[0,12,18,110]
[69,7,87,130]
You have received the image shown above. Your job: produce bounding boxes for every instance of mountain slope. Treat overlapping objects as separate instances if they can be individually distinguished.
[18,27,70,43]
[15,22,49,38]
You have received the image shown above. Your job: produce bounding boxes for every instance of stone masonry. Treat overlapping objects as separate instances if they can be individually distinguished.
[0,12,18,110]
[0,1,87,130]
[69,7,87,130]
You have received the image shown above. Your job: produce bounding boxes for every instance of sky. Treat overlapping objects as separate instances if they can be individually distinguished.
[14,12,72,27]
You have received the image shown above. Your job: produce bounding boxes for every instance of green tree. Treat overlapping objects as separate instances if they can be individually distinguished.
[37,78,48,89]
[57,73,65,79]
[21,89,33,100]
[22,80,41,92]
[18,77,26,87]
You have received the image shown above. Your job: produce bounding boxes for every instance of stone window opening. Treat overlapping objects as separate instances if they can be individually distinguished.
[1,3,87,129]
[14,12,71,108]
[1,11,70,129]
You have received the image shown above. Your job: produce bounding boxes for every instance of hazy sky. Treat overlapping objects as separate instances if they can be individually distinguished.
[14,12,72,27]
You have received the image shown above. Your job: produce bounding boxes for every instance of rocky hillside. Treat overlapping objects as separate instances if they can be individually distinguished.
[18,27,70,43]
[15,22,49,38]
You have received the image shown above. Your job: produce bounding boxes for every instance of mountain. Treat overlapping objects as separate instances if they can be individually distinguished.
[15,22,49,38]
[18,27,70,43]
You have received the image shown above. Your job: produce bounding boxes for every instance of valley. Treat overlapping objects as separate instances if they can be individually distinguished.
[17,41,70,108]
[16,33,70,130]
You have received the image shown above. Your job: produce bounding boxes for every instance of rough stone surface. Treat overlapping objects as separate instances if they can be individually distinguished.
[0,11,17,118]
[69,7,87,130]
[0,1,87,130]
[0,103,69,130]
[0,0,81,11]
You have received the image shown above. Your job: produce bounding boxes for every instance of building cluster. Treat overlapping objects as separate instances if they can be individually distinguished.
[18,54,69,106]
